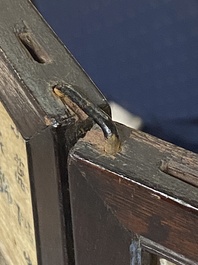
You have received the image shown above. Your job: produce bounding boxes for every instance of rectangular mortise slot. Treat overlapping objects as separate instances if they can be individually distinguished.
[18,32,51,64]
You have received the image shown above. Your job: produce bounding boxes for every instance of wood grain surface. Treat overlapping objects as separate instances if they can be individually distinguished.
[68,124,198,265]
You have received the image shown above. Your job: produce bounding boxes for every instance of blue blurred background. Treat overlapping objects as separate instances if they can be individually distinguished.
[35,0,198,153]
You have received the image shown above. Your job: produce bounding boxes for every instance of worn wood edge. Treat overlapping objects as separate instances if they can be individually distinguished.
[82,123,198,164]
[0,0,111,118]
[131,128,198,163]
[27,127,69,265]
[68,124,198,263]
[70,124,198,208]
[68,152,198,263]
[141,237,197,265]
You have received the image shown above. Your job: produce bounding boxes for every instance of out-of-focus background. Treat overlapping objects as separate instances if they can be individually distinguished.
[34,0,198,153]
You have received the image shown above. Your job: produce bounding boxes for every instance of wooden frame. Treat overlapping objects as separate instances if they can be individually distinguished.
[0,34,72,265]
[68,124,198,265]
[1,1,198,264]
[0,0,110,264]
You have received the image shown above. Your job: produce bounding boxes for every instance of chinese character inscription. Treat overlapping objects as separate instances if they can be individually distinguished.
[0,102,37,265]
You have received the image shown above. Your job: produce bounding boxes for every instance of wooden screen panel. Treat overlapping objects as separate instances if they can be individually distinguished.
[0,49,71,265]
[68,124,198,265]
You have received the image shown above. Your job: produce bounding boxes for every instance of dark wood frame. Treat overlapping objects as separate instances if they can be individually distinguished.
[0,1,110,264]
[1,1,198,264]
[68,124,198,265]
[0,43,72,265]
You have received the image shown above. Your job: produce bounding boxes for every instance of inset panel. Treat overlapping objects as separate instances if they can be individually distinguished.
[0,102,37,265]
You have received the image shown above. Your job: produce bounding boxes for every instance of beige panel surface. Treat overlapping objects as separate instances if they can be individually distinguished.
[0,102,37,265]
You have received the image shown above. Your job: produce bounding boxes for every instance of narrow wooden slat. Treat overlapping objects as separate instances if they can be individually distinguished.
[160,160,198,187]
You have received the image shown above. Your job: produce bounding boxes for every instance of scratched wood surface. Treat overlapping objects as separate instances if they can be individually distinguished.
[0,101,37,265]
[0,0,110,138]
[68,124,198,265]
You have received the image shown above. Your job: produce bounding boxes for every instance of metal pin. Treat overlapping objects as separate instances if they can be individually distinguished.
[53,84,121,155]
